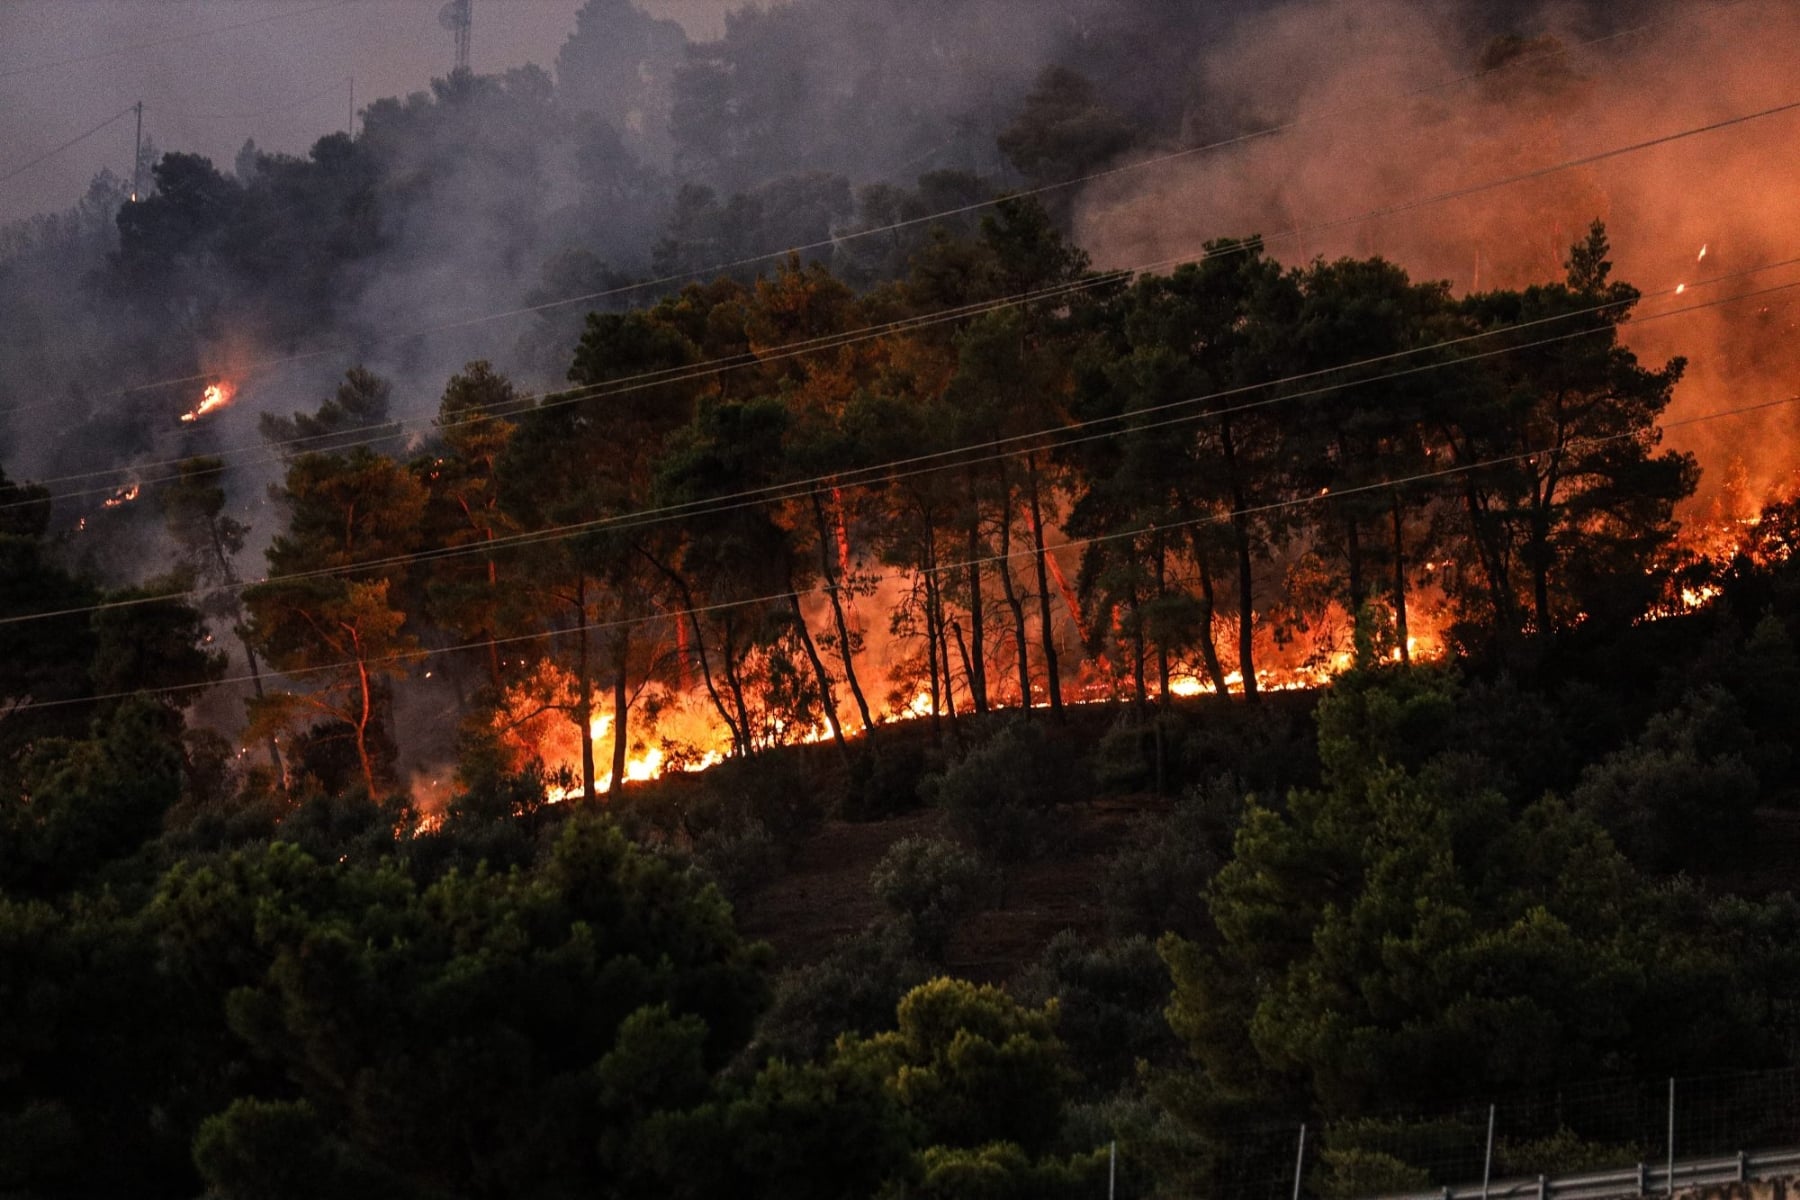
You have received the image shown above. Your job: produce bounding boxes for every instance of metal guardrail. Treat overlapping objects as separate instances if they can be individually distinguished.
[1381,1147,1800,1200]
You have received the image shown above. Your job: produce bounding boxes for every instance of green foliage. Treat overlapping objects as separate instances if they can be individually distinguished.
[0,892,199,1198]
[997,65,1137,187]
[1163,663,1793,1162]
[843,978,1074,1155]
[1313,662,1462,789]
[753,923,930,1064]
[925,719,1088,863]
[88,574,224,707]
[844,742,932,822]
[1102,777,1238,940]
[154,817,769,1197]
[1313,1146,1433,1199]
[910,1141,1110,1200]
[1016,931,1176,1093]
[870,836,985,958]
[1494,1128,1643,1176]
[1571,687,1759,870]
[2,697,185,895]
[193,1098,391,1200]
[694,817,785,908]
[650,1055,914,1200]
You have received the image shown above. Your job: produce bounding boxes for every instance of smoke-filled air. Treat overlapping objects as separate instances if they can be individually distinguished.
[8,0,1800,1196]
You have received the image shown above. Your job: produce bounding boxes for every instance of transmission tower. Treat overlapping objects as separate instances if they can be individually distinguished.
[439,0,472,72]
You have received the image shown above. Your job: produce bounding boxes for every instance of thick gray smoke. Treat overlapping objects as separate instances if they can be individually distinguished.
[4,0,1775,770]
[1072,0,1800,509]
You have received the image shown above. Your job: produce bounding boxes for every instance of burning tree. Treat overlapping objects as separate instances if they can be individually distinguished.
[1440,222,1696,636]
[244,446,426,798]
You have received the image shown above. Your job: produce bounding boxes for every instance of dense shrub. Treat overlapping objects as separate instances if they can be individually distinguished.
[1102,778,1239,940]
[1016,932,1177,1093]
[752,923,930,1064]
[694,818,785,908]
[841,741,932,822]
[1571,686,1758,870]
[923,718,1088,863]
[869,836,986,958]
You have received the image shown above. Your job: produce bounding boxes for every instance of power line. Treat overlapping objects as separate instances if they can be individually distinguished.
[9,383,1792,719]
[17,236,1790,522]
[0,1,363,82]
[0,106,136,188]
[7,269,1788,628]
[22,79,1800,500]
[153,78,349,124]
[8,0,1761,414]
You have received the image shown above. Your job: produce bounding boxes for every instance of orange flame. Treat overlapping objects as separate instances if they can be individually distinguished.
[101,481,141,509]
[180,381,234,423]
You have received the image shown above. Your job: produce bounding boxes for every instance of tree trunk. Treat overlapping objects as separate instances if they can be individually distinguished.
[1392,496,1410,665]
[1219,418,1258,701]
[1154,532,1171,703]
[1188,532,1231,696]
[639,547,743,755]
[573,580,596,803]
[950,619,977,715]
[964,469,988,714]
[1024,452,1063,717]
[719,611,756,758]
[609,631,629,800]
[1460,479,1516,633]
[922,525,944,740]
[210,522,283,779]
[1530,507,1554,633]
[1130,592,1148,711]
[810,489,875,734]
[237,629,285,781]
[350,637,378,800]
[996,499,1032,709]
[789,592,848,759]
[1345,510,1365,615]
[484,535,503,690]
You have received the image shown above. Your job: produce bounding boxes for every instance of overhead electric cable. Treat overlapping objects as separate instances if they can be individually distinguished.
[0,105,136,187]
[154,78,347,123]
[0,0,362,81]
[7,0,1759,412]
[6,383,1791,718]
[25,77,1800,502]
[6,269,1788,627]
[20,249,1799,515]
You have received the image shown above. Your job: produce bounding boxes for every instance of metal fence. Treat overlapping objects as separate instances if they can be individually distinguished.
[1183,1066,1800,1200]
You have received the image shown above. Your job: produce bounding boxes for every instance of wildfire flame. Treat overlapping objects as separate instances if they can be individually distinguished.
[102,481,140,508]
[180,381,234,423]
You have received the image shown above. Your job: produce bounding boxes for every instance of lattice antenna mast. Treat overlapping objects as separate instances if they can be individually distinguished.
[439,0,472,72]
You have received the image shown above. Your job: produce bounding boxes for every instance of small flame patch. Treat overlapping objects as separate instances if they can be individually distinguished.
[180,381,234,423]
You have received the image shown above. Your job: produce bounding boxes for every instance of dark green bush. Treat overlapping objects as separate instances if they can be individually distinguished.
[753,923,929,1064]
[869,836,985,958]
[923,718,1088,863]
[695,818,785,908]
[1102,778,1238,940]
[841,741,931,822]
[1015,931,1176,1093]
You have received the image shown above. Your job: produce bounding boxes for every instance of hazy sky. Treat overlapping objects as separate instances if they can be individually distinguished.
[0,0,729,225]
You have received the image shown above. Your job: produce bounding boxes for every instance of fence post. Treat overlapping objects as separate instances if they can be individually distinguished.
[1737,1151,1747,1184]
[1537,1173,1548,1200]
[1294,1124,1307,1200]
[1109,1140,1117,1200]
[1482,1104,1496,1200]
[1638,1163,1648,1197]
[1667,1078,1676,1198]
